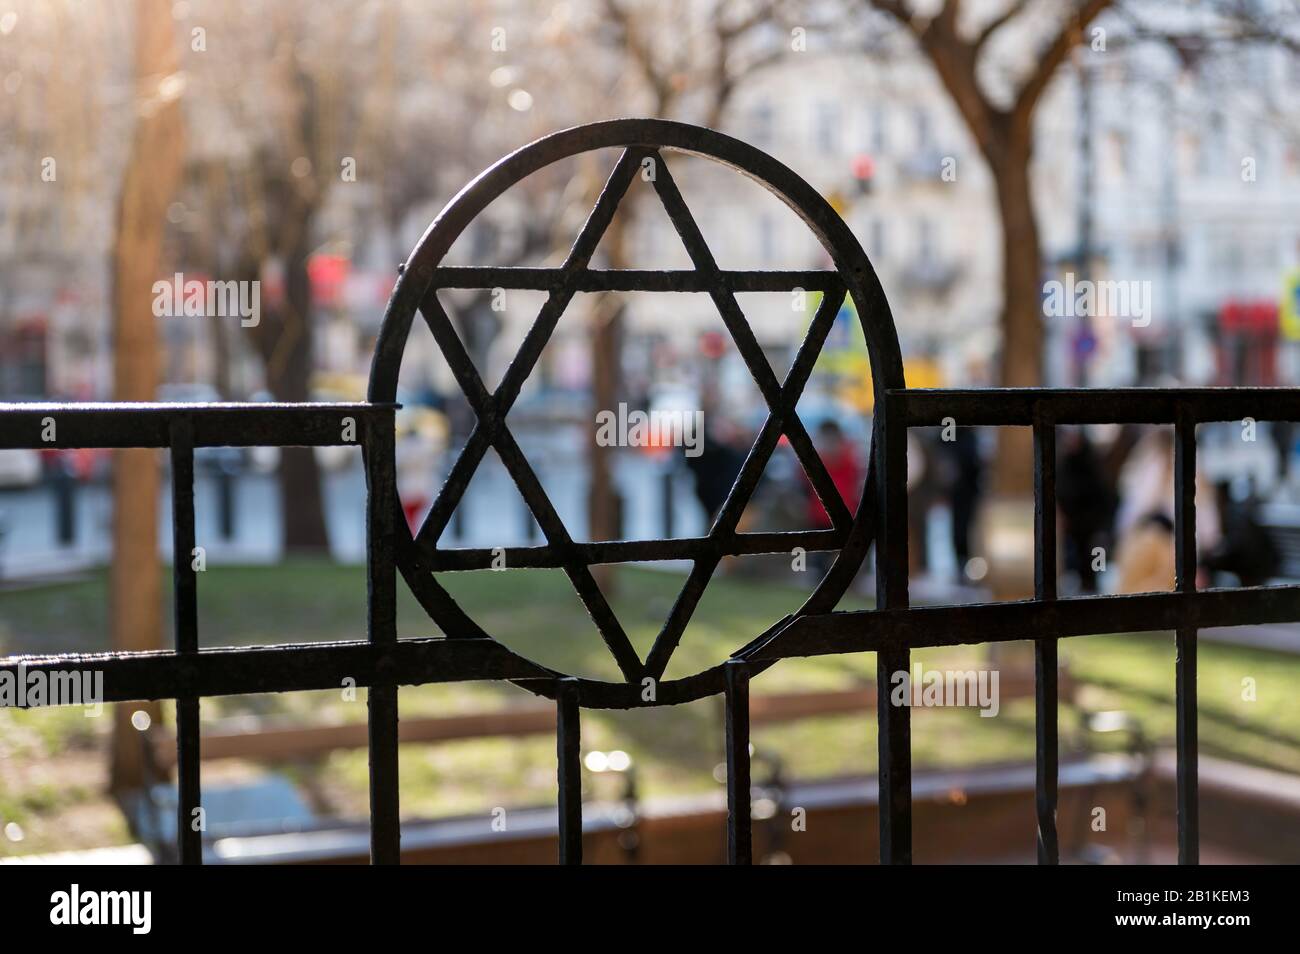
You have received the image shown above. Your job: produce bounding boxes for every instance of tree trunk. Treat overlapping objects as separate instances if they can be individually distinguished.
[979,135,1045,606]
[588,210,627,594]
[590,299,624,542]
[109,0,184,793]
[264,243,330,553]
[245,50,331,555]
[989,140,1043,497]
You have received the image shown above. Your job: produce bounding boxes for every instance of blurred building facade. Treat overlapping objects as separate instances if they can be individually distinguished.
[616,14,1300,394]
[2,2,1298,404]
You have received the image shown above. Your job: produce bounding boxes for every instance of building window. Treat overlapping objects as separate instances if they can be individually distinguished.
[871,218,887,260]
[917,218,935,262]
[816,101,841,155]
[914,108,931,152]
[750,101,775,148]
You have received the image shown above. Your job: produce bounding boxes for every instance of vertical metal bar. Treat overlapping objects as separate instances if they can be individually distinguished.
[169,416,202,866]
[1032,413,1059,865]
[1032,416,1058,603]
[556,678,583,864]
[724,659,752,865]
[365,410,401,864]
[876,393,911,864]
[1174,411,1199,864]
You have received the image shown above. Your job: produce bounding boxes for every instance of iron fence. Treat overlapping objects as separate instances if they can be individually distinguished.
[2,120,1298,865]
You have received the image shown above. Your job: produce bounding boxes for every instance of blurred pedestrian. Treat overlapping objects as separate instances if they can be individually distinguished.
[1271,420,1293,482]
[798,419,863,578]
[684,420,747,525]
[804,419,862,529]
[1114,427,1220,592]
[1056,427,1116,594]
[1204,481,1279,586]
[937,426,983,582]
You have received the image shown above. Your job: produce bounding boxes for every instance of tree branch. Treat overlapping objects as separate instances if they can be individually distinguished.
[600,0,676,114]
[869,0,916,29]
[974,0,1033,51]
[865,0,1004,157]
[1013,0,1113,124]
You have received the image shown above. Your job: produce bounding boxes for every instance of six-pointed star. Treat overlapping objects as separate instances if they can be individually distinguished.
[405,147,859,683]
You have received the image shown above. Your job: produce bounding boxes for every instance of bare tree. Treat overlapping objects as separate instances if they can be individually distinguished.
[858,0,1111,495]
[175,2,392,551]
[858,0,1299,494]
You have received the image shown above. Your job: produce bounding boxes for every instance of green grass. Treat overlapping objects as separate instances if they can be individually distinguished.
[3,560,1300,853]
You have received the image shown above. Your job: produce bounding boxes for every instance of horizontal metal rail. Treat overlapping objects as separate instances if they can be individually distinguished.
[0,402,396,449]
[897,387,1300,425]
[0,637,552,705]
[746,584,1300,657]
[418,529,846,569]
[428,267,841,292]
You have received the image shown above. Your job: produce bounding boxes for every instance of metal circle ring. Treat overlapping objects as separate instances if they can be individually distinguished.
[368,118,904,709]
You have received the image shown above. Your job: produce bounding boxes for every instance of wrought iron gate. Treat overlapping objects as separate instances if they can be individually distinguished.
[3,119,1298,865]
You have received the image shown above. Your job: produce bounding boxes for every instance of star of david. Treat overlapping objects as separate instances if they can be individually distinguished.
[400,146,861,684]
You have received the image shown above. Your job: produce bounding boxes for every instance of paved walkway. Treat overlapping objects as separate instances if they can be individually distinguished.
[1201,622,1300,654]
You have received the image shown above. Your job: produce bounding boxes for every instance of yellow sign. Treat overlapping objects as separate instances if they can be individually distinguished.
[804,292,943,411]
[1282,268,1300,340]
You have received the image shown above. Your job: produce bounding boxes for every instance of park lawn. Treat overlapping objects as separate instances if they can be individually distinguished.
[3,559,1300,854]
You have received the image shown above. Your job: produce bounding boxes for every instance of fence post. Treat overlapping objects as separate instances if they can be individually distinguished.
[169,416,202,865]
[725,659,753,864]
[365,409,401,864]
[876,391,911,864]
[557,678,583,864]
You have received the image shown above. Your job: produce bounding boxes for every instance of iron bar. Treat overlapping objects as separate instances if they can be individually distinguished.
[0,637,552,704]
[876,392,911,864]
[0,402,395,450]
[366,416,401,865]
[557,678,582,865]
[169,417,202,866]
[428,267,842,292]
[897,387,1300,427]
[1174,411,1199,864]
[1033,413,1059,865]
[724,660,752,865]
[748,584,1300,659]
[417,530,848,571]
